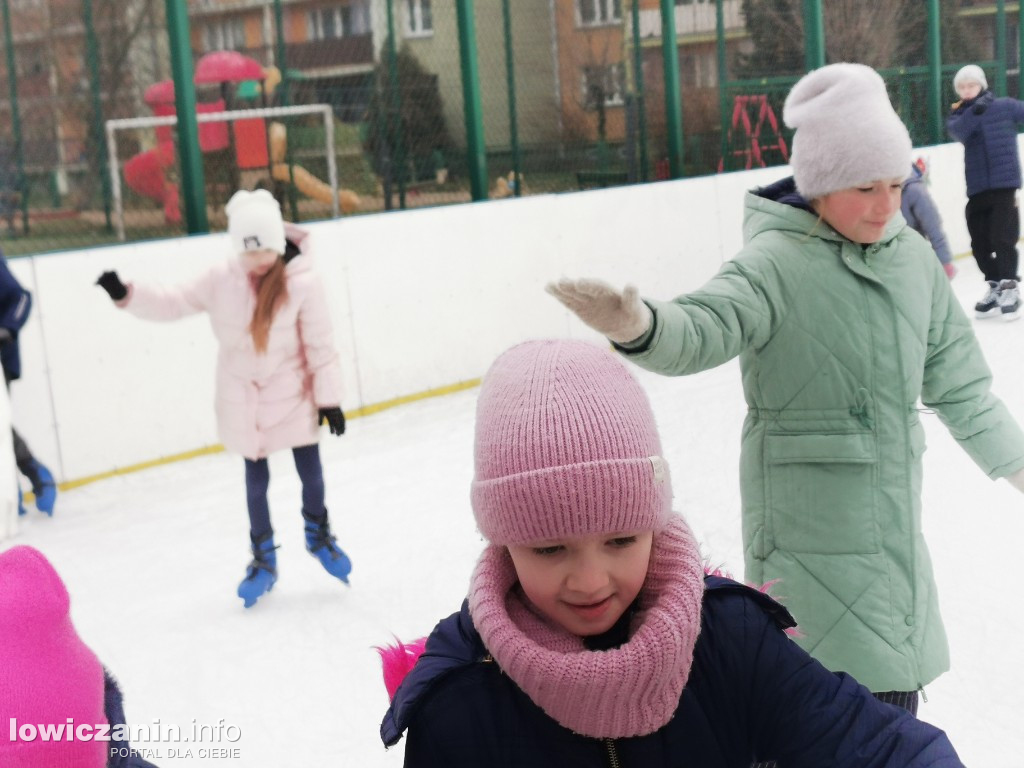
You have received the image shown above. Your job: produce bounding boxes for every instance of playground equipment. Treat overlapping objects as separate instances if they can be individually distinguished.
[119,51,359,226]
[108,103,347,241]
[718,94,789,172]
[268,122,360,214]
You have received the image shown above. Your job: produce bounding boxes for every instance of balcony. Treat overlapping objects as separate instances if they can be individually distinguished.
[636,0,744,40]
[285,35,375,73]
[194,35,375,78]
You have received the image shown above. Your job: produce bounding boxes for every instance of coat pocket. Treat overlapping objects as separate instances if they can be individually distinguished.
[766,432,879,555]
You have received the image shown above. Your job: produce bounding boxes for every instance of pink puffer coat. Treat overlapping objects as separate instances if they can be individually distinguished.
[120,226,343,460]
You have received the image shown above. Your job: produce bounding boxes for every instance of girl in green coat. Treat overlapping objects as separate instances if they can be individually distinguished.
[549,63,1024,714]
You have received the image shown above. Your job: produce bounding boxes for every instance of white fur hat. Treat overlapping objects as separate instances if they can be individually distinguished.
[953,64,988,91]
[783,63,912,201]
[225,189,286,255]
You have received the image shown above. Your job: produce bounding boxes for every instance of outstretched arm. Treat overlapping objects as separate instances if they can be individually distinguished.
[740,601,964,767]
[96,267,214,322]
[546,278,653,345]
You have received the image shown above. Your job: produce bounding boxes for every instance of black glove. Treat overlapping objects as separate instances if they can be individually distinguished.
[96,271,127,301]
[0,327,11,346]
[319,406,346,436]
[972,102,988,115]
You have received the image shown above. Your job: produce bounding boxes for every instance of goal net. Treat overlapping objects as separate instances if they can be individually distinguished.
[105,104,342,240]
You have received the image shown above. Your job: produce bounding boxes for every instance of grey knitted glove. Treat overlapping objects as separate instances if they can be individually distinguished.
[546,278,653,345]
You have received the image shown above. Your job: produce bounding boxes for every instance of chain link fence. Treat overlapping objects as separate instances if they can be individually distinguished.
[0,0,1015,255]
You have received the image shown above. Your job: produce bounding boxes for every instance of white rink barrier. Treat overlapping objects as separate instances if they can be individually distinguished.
[0,383,17,542]
[7,138,1008,486]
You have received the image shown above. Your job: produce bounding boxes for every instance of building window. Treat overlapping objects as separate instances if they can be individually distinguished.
[405,0,433,36]
[577,0,621,27]
[308,3,371,41]
[582,64,625,108]
[202,19,248,52]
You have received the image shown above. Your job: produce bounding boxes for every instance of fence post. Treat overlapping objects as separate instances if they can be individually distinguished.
[455,0,488,200]
[716,0,728,171]
[629,0,649,181]
[1020,1,1024,99]
[926,0,943,145]
[164,0,207,233]
[802,0,825,71]
[659,0,684,178]
[1,0,28,234]
[502,0,521,196]
[271,0,300,221]
[996,0,1008,95]
[83,0,112,231]
[384,0,407,209]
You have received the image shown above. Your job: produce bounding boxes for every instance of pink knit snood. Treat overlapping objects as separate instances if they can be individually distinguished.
[468,514,705,739]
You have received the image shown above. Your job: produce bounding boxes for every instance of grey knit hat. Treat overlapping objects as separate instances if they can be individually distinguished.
[953,64,988,92]
[783,63,912,201]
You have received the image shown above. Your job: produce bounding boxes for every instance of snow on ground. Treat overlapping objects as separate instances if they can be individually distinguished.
[4,256,1023,766]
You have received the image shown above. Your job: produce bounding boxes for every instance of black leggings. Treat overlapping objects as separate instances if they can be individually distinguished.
[244,444,326,540]
[12,427,39,488]
[5,375,41,490]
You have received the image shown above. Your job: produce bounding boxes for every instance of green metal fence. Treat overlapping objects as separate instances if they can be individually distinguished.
[0,0,1017,256]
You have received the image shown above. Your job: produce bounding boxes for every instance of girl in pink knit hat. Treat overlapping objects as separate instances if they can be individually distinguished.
[379,338,963,767]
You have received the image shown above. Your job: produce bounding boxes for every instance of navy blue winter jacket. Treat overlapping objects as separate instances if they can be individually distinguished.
[947,90,1024,196]
[0,252,31,381]
[381,577,964,767]
[104,669,159,768]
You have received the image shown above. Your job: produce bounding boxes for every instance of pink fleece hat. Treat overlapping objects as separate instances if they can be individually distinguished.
[471,339,672,545]
[0,546,108,768]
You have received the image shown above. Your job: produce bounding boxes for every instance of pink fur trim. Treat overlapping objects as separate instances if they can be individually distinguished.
[375,637,427,701]
[704,563,800,637]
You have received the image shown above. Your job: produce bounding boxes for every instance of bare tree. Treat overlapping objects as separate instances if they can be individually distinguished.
[737,0,986,77]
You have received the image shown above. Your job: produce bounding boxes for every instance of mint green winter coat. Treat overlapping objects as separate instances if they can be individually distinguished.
[623,183,1024,692]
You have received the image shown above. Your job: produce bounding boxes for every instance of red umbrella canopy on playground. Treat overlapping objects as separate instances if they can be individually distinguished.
[194,51,264,84]
[144,79,175,106]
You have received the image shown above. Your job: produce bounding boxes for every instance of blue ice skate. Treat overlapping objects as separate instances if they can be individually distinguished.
[237,533,278,608]
[18,486,26,516]
[31,460,56,516]
[303,509,351,584]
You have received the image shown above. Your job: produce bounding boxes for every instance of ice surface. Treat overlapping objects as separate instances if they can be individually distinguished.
[5,257,1023,766]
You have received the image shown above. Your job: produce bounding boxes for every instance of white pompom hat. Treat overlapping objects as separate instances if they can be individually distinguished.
[783,63,912,201]
[953,64,988,92]
[225,189,286,255]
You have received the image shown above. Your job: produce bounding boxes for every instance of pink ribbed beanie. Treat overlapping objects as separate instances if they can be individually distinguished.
[471,339,671,545]
[0,546,108,768]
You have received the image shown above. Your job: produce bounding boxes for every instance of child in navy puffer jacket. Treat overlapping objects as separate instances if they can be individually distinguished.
[379,339,964,767]
[0,251,57,516]
[947,64,1024,320]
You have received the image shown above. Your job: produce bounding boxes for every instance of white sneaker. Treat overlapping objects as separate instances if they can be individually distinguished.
[998,279,1021,321]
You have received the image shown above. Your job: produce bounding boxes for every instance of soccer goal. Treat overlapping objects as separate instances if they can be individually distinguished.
[105,103,340,241]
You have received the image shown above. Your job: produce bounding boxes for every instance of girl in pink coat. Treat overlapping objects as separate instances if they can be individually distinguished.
[97,189,351,607]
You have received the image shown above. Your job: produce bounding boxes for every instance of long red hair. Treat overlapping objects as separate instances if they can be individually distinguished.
[250,258,288,354]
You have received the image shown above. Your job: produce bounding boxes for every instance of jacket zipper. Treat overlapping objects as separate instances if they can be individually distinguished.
[603,738,622,768]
